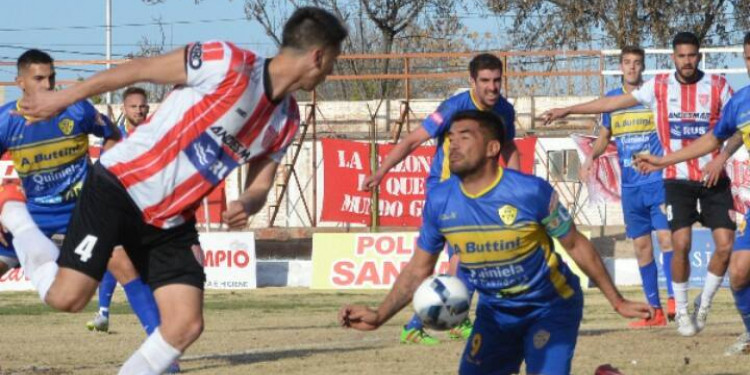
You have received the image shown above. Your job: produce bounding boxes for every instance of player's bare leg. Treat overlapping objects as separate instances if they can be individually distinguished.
[44,268,99,311]
[670,227,696,336]
[726,250,750,355]
[119,284,203,374]
[694,228,733,332]
[629,234,667,328]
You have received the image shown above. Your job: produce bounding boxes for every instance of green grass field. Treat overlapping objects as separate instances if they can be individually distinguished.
[0,287,747,374]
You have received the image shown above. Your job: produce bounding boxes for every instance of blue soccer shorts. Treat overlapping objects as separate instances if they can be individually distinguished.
[733,213,750,252]
[459,294,583,375]
[621,180,669,239]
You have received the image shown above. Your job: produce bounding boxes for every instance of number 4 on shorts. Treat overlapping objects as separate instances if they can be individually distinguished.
[74,235,98,262]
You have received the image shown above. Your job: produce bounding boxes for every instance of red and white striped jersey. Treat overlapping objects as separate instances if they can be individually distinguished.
[100,41,300,228]
[631,71,732,181]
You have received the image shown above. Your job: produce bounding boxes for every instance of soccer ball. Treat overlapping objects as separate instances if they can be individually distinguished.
[412,275,470,330]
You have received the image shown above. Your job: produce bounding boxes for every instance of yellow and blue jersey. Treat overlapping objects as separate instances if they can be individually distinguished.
[417,168,581,307]
[601,87,663,187]
[0,99,113,234]
[422,91,515,191]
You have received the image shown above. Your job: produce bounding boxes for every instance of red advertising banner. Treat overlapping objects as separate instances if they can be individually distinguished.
[571,134,621,203]
[321,137,538,226]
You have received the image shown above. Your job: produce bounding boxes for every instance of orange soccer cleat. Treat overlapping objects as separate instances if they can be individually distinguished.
[628,307,667,329]
[0,182,26,213]
[667,297,676,321]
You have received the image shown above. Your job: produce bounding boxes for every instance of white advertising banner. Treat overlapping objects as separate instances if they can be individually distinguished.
[199,232,257,290]
[0,231,257,292]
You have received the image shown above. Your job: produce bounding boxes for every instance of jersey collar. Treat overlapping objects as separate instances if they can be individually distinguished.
[469,90,489,111]
[14,100,36,121]
[460,167,504,199]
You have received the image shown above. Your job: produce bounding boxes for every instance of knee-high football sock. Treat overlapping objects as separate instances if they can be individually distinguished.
[123,278,161,336]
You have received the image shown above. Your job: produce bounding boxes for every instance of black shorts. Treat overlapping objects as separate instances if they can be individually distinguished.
[58,163,206,290]
[663,178,736,232]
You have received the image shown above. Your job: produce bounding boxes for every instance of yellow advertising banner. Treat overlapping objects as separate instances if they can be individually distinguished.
[311,231,591,290]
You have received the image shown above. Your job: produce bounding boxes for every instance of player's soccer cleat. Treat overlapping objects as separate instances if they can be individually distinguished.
[724,333,750,356]
[675,312,697,337]
[0,182,26,212]
[595,364,625,375]
[400,326,439,345]
[667,297,676,321]
[693,293,710,333]
[448,318,473,340]
[165,361,181,373]
[627,308,667,328]
[86,312,109,333]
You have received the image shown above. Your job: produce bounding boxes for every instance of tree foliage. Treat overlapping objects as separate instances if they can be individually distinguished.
[485,0,750,49]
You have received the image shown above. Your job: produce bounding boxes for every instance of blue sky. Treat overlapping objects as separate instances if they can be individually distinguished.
[0,1,747,101]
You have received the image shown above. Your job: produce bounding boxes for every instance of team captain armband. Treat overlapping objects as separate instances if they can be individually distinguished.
[542,192,573,238]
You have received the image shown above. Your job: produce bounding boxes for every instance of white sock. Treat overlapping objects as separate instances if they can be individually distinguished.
[119,328,181,375]
[1,201,36,234]
[673,282,689,315]
[700,272,724,308]
[2,202,60,302]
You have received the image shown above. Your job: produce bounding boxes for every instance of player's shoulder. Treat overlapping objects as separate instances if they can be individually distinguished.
[732,85,750,102]
[443,90,472,108]
[605,87,624,97]
[492,95,515,113]
[62,100,96,118]
[503,168,550,192]
[0,100,17,116]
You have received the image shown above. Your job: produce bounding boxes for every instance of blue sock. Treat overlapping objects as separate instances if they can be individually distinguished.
[123,278,161,336]
[662,251,674,297]
[639,261,662,308]
[732,285,750,334]
[98,271,117,318]
[405,313,423,330]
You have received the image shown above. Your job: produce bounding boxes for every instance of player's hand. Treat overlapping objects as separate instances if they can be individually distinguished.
[633,154,665,174]
[360,172,383,192]
[540,108,570,125]
[14,90,70,124]
[339,304,381,331]
[579,157,594,182]
[701,155,726,187]
[614,298,654,320]
[222,201,249,229]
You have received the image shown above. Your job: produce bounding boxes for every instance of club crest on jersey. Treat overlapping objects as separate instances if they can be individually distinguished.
[498,205,517,225]
[58,118,74,135]
[699,93,710,107]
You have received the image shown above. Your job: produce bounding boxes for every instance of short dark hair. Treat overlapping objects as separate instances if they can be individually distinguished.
[281,7,348,51]
[469,53,503,80]
[450,110,506,148]
[122,86,147,101]
[620,46,645,62]
[744,32,750,46]
[672,32,700,50]
[17,49,53,72]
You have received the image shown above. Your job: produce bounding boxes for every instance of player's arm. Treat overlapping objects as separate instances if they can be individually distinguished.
[222,157,279,229]
[541,94,639,125]
[635,132,723,173]
[17,48,187,120]
[580,127,612,181]
[339,247,440,331]
[361,126,431,191]
[501,140,520,170]
[542,191,651,319]
[701,131,743,187]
